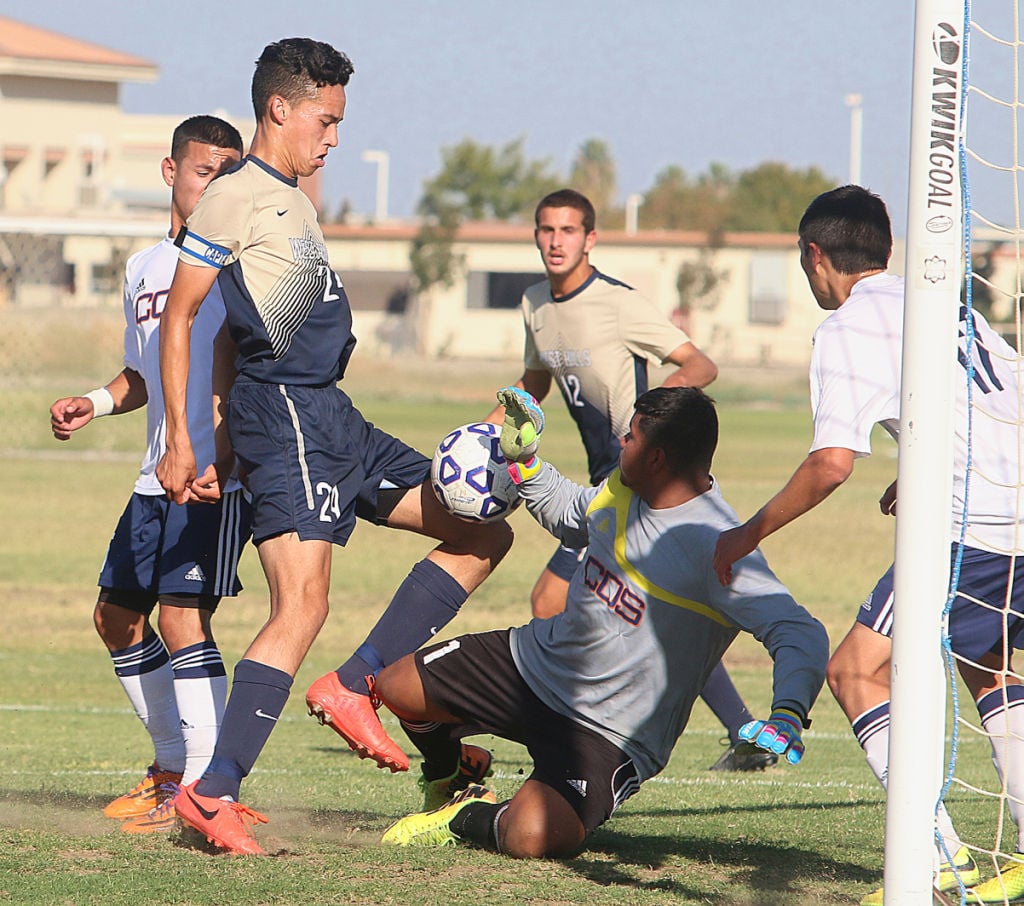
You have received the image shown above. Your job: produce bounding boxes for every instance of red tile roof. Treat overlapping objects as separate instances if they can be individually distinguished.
[0,15,155,70]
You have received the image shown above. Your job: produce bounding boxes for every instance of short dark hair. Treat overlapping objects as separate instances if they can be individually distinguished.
[535,188,596,234]
[252,38,354,120]
[633,386,718,476]
[170,115,243,161]
[798,185,892,274]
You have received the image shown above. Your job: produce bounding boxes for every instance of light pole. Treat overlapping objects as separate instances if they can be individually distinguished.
[625,193,643,235]
[845,93,863,186]
[361,149,389,222]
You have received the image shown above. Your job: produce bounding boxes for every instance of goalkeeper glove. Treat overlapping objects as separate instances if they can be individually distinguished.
[496,387,545,462]
[738,708,807,765]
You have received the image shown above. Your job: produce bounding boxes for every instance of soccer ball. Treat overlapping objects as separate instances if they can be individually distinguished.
[431,422,522,523]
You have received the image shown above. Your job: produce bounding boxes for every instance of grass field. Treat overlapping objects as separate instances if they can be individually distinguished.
[0,350,1000,905]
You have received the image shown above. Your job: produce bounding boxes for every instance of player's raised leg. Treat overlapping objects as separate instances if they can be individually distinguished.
[307,479,511,769]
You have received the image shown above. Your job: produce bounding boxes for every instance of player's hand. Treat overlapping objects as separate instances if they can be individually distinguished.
[879,480,897,516]
[712,524,758,586]
[49,396,95,441]
[496,387,545,462]
[157,441,198,505]
[188,463,225,504]
[739,708,806,765]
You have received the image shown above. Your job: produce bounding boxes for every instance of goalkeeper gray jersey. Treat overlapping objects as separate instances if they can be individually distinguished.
[509,464,828,781]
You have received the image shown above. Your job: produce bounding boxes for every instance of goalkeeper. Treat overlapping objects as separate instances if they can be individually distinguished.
[373,385,828,858]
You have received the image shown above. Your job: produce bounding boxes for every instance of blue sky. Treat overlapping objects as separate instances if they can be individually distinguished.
[8,1,917,227]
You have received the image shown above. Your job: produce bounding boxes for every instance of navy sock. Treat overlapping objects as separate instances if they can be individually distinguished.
[700,661,754,744]
[336,559,468,692]
[195,659,292,800]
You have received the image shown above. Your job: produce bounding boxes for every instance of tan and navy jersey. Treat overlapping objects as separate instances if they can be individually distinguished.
[522,270,691,484]
[176,156,356,386]
[510,463,828,782]
[122,237,239,496]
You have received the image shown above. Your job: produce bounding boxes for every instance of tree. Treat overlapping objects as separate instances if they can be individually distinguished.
[639,163,733,234]
[569,139,617,222]
[637,161,835,234]
[411,137,560,291]
[724,162,835,233]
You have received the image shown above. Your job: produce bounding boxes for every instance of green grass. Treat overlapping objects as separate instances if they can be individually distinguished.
[0,351,1001,905]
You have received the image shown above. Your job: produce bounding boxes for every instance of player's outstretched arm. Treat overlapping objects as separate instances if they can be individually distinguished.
[49,368,147,440]
[712,447,855,585]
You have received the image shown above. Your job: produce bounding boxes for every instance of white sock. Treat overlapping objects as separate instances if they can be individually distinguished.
[171,642,228,785]
[111,634,185,773]
[852,700,962,861]
[978,685,1024,853]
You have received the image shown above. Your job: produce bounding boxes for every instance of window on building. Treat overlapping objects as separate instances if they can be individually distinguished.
[748,252,789,324]
[466,271,544,310]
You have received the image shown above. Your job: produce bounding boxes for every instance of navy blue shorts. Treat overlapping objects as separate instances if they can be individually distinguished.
[545,543,588,582]
[98,490,251,608]
[415,629,640,835]
[228,381,430,545]
[857,545,1024,661]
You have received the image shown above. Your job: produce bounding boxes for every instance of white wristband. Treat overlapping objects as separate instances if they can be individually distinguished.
[84,387,115,418]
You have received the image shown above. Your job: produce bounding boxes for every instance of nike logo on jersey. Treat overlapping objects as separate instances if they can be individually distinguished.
[277,209,288,216]
[255,709,278,721]
[186,789,221,821]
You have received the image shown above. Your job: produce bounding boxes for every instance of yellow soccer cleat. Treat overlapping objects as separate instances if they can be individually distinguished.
[860,846,981,906]
[967,853,1024,903]
[382,784,496,847]
[419,744,493,812]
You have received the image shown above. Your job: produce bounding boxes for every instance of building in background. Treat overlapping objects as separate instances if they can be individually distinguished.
[0,15,929,370]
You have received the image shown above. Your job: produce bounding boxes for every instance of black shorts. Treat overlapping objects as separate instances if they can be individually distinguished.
[415,629,640,835]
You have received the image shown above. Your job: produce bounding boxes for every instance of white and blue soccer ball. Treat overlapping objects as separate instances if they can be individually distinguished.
[431,422,521,523]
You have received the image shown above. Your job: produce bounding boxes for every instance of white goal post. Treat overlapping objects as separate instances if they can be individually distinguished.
[886,0,967,903]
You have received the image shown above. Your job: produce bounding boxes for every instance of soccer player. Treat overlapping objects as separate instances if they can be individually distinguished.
[488,188,773,773]
[712,185,1024,904]
[376,386,829,857]
[48,115,250,834]
[156,38,511,855]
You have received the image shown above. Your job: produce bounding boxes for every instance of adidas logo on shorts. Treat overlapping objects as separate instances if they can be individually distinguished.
[567,778,588,797]
[184,565,206,582]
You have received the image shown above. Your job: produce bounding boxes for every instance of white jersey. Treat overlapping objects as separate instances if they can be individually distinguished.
[510,464,828,781]
[809,272,1024,553]
[122,237,237,496]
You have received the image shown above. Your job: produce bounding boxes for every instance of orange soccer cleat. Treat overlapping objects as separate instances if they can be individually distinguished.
[102,763,183,819]
[173,781,268,856]
[305,671,409,772]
